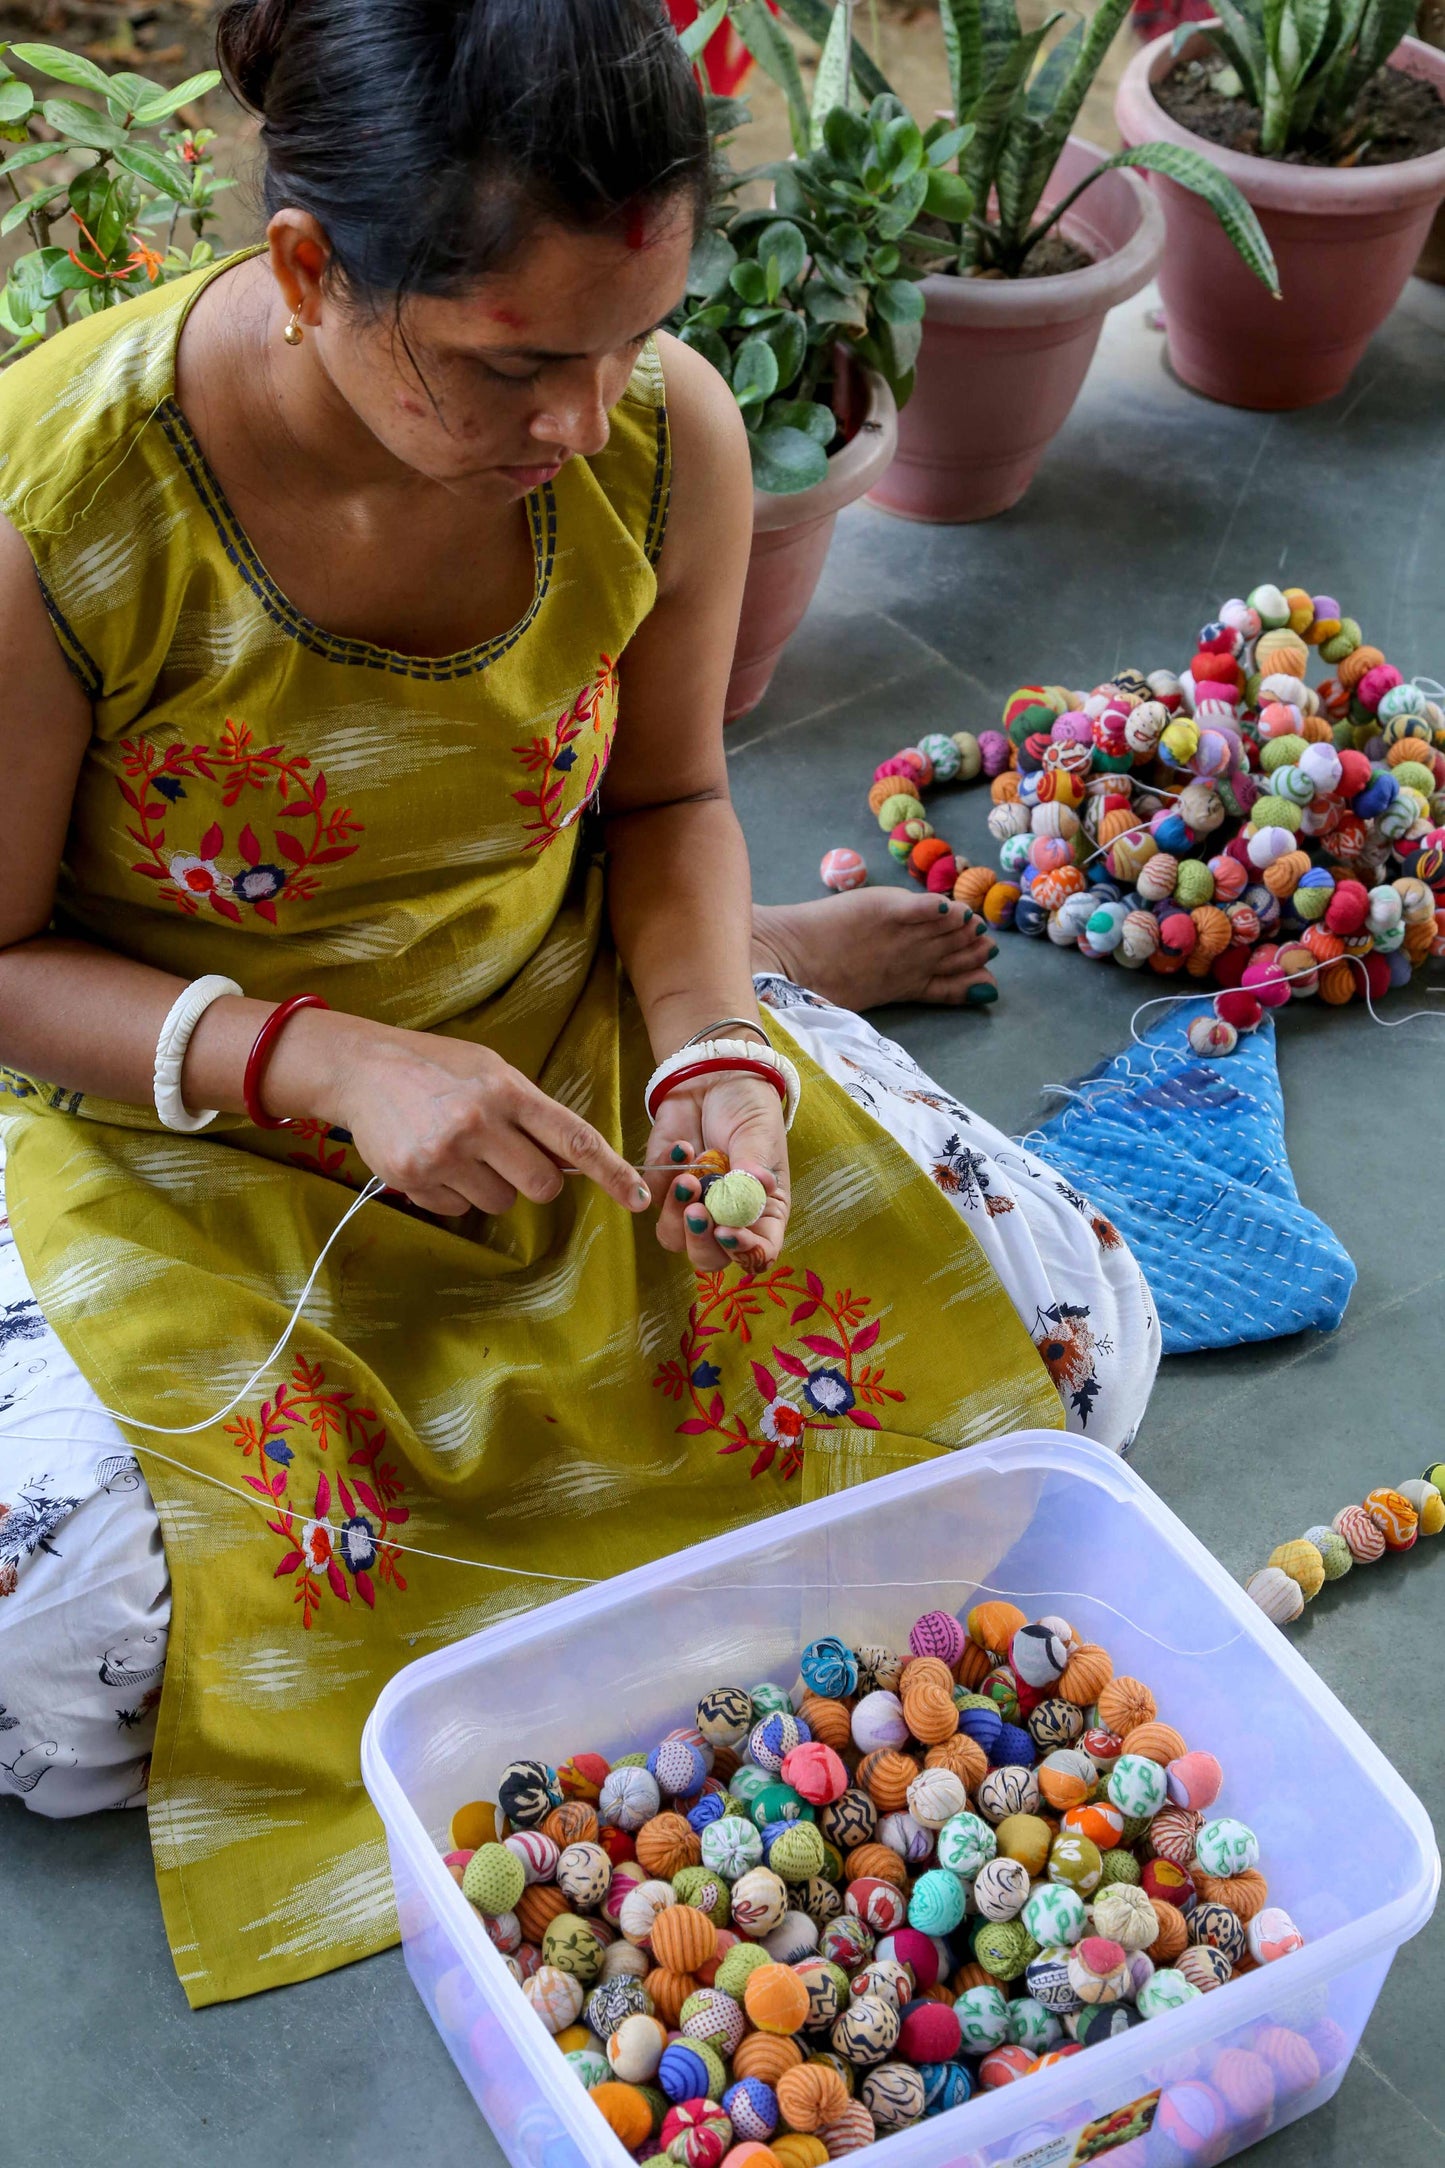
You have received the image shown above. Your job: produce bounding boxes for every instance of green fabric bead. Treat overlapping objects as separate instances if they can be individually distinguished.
[1303,1525,1352,1581]
[1260,734,1308,773]
[818,1839,845,1884]
[1098,1848,1142,1887]
[1423,1462,1445,1493]
[1250,793,1302,833]
[954,1691,996,1713]
[638,2086,668,2137]
[1120,1813,1153,1845]
[908,1867,967,1935]
[769,1821,826,1883]
[749,1683,794,1719]
[691,2040,728,2100]
[673,1866,732,1924]
[1173,860,1215,908]
[1320,617,1361,663]
[751,1783,811,1830]
[543,1912,605,1982]
[461,1841,526,1917]
[613,1751,649,1770]
[714,1942,773,1999]
[705,1170,768,1229]
[729,1766,771,1808]
[973,1919,1038,1981]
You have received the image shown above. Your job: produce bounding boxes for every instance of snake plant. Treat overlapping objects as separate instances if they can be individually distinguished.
[1189,0,1420,155]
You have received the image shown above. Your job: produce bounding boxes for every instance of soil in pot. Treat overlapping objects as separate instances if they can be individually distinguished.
[1155,53,1445,167]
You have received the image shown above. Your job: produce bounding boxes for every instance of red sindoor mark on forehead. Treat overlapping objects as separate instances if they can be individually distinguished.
[488,305,525,328]
[623,200,649,251]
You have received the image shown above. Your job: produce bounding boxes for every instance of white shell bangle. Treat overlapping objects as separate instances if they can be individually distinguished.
[644,1036,801,1131]
[153,974,243,1132]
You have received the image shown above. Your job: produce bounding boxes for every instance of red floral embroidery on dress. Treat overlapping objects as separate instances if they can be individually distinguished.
[225,1353,409,1627]
[119,718,364,926]
[652,1263,904,1481]
[512,655,619,851]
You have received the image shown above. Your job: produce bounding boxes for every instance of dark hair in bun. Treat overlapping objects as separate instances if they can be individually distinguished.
[215,0,710,298]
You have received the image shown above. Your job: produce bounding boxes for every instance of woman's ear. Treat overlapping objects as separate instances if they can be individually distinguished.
[266,210,333,330]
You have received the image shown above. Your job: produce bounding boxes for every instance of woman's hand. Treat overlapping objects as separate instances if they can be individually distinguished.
[327,1025,650,1220]
[647,1072,791,1272]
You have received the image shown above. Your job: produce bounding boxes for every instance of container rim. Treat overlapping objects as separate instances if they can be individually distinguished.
[362,1432,1440,2164]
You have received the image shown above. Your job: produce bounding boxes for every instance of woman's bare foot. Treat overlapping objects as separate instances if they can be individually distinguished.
[751,890,999,1012]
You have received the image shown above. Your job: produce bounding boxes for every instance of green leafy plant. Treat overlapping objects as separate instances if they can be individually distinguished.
[1186,0,1419,154]
[757,0,1279,288]
[674,1,969,491]
[0,42,227,358]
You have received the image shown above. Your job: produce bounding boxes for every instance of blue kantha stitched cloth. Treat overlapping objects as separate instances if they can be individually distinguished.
[1028,1012,1356,1354]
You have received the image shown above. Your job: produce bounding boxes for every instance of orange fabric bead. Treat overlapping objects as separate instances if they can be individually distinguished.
[645,1966,700,2028]
[968,1601,1026,1656]
[515,1883,570,1943]
[1404,918,1436,963]
[1301,924,1344,963]
[909,836,953,881]
[1192,1867,1268,1921]
[859,1749,919,1811]
[819,2103,875,2158]
[1318,960,1355,1005]
[650,1904,717,1973]
[926,1734,987,1791]
[902,1679,959,1746]
[1149,1900,1189,1963]
[1121,1722,1188,1766]
[635,1812,701,1879]
[1186,906,1232,972]
[799,1696,854,1754]
[1387,736,1435,768]
[733,2034,805,2085]
[450,1800,499,1850]
[1298,711,1333,743]
[776,2064,851,2133]
[954,1641,994,1689]
[919,1981,957,2005]
[900,1655,954,1696]
[845,1843,908,1889]
[1255,633,1308,679]
[1057,1642,1113,1708]
[771,2139,828,2168]
[744,1962,812,2036]
[1263,851,1310,899]
[591,2084,653,2149]
[1337,643,1384,689]
[990,772,1022,804]
[868,776,919,817]
[544,1800,599,1848]
[951,1961,1001,1995]
[1097,1677,1156,1737]
[953,865,996,913]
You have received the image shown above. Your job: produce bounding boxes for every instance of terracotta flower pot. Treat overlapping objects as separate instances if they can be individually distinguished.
[865,139,1165,525]
[725,362,897,723]
[1116,33,1445,410]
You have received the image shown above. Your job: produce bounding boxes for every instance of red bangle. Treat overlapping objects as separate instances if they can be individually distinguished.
[645,1056,788,1122]
[243,994,330,1130]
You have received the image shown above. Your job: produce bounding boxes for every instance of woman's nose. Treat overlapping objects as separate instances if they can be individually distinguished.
[529,372,612,460]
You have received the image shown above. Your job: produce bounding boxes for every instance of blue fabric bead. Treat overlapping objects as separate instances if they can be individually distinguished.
[1013,896,1048,939]
[991,1720,1036,1770]
[723,2078,778,2140]
[957,1704,1002,1755]
[687,1793,728,1834]
[919,2063,973,2116]
[800,1635,858,1700]
[658,2043,711,2103]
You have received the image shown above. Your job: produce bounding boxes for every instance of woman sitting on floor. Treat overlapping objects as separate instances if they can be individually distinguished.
[0,0,1157,2003]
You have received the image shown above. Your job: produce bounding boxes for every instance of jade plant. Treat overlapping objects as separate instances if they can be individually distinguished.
[746,0,1280,288]
[1187,0,1419,154]
[675,0,969,491]
[0,42,227,358]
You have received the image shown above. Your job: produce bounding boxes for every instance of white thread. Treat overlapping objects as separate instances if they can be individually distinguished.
[1127,950,1445,1050]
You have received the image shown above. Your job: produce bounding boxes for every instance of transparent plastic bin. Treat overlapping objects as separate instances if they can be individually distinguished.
[361,1433,1438,2168]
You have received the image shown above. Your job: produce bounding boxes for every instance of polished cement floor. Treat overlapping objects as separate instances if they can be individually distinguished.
[5,279,1442,2166]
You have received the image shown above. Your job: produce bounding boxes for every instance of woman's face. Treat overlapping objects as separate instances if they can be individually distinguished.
[280,198,695,497]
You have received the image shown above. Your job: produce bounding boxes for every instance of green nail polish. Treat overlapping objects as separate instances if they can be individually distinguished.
[670,1143,688,1163]
[687,1214,709,1233]
[986,942,1000,960]
[720,1234,737,1247]
[966,982,999,1006]
[635,1183,650,1204]
[937,899,949,915]
[674,1183,691,1202]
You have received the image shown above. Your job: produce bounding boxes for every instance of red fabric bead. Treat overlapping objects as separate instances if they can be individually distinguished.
[897,1998,963,2063]
[1214,989,1264,1030]
[1363,952,1392,1001]
[1324,879,1368,935]
[1211,946,1250,989]
[1335,749,1372,797]
[925,854,959,895]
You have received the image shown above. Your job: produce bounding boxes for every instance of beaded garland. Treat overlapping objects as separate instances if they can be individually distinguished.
[1244,1463,1443,1625]
[443,1612,1307,2161]
[839,589,1445,1044]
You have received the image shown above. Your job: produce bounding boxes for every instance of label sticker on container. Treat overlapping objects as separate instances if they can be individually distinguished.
[996,2090,1160,2168]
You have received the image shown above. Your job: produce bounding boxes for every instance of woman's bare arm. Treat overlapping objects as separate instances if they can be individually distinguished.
[0,515,644,1217]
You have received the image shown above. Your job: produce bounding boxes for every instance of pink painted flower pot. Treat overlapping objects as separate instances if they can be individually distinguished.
[725,362,897,723]
[866,138,1165,525]
[1116,34,1445,410]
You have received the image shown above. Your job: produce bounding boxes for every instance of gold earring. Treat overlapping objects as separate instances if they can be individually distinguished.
[283,306,304,347]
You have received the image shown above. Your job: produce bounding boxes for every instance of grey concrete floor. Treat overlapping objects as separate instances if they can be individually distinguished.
[5,278,1443,2166]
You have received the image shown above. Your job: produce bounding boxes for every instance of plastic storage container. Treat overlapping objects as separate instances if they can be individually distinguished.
[362,1433,1438,2168]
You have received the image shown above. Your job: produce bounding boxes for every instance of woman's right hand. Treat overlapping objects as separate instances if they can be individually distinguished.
[318,1022,650,1220]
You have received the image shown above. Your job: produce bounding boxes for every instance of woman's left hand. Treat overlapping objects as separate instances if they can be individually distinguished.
[647,1072,791,1271]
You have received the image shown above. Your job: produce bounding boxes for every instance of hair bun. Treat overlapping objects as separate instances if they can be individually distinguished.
[217,0,294,114]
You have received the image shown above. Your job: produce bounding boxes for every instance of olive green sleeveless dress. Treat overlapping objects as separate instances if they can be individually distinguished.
[0,258,1059,2004]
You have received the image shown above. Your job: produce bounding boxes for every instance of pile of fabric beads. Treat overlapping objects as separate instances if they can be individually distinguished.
[443,1605,1308,2164]
[1245,1462,1445,1624]
[837,587,1445,1051]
